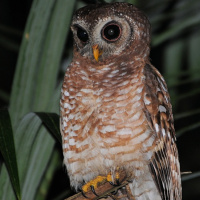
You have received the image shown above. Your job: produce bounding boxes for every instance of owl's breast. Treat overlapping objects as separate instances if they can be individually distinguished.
[60,63,155,188]
[93,69,155,167]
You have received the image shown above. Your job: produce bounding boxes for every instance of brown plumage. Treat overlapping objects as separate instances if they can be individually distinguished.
[60,2,182,200]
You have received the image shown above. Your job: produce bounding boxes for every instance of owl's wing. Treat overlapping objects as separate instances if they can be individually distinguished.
[142,64,182,200]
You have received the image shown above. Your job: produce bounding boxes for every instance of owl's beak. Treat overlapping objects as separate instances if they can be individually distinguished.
[92,44,102,61]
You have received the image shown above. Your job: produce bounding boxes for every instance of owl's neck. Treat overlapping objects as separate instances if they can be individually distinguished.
[69,58,148,88]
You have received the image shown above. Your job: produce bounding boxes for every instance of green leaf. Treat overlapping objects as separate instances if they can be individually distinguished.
[188,33,200,77]
[152,8,200,46]
[0,0,76,199]
[35,112,61,144]
[20,119,54,200]
[0,109,21,200]
[9,0,75,127]
[182,171,200,182]
[176,121,200,138]
[35,150,62,200]
[0,112,55,200]
[174,108,200,120]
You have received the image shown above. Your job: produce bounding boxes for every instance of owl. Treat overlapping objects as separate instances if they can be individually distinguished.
[60,2,182,200]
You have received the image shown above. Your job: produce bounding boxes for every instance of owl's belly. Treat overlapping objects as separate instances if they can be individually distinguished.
[63,88,156,193]
[60,66,157,192]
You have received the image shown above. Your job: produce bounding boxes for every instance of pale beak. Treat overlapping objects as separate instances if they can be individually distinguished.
[92,44,102,62]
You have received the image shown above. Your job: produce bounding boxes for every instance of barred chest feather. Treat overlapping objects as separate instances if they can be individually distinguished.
[60,60,158,194]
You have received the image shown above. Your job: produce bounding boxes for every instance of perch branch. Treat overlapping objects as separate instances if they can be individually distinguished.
[64,170,132,200]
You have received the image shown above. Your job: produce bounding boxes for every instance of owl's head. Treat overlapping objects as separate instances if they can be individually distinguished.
[71,3,151,64]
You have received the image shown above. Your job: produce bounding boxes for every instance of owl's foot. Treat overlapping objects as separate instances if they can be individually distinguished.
[82,175,107,194]
[82,173,118,197]
[80,170,128,199]
[81,169,122,198]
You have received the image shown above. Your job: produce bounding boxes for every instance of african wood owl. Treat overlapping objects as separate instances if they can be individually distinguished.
[60,2,182,200]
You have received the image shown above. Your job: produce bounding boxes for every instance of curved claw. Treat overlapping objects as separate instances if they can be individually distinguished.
[90,185,99,196]
[81,190,89,199]
[109,181,116,186]
[108,180,120,187]
[116,178,120,186]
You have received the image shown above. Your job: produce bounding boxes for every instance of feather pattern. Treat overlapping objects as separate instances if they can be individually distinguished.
[60,2,182,200]
[143,64,182,200]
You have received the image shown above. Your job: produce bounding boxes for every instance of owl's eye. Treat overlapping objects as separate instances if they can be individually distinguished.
[77,27,89,43]
[102,23,121,42]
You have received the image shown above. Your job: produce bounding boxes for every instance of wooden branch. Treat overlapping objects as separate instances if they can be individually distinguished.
[65,170,130,200]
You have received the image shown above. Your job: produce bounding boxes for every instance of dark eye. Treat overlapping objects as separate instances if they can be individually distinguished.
[77,27,89,43]
[102,23,121,42]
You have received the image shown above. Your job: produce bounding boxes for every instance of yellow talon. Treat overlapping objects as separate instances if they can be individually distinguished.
[116,170,120,180]
[82,175,107,192]
[107,167,120,185]
[82,169,121,193]
[82,182,91,192]
[115,167,120,184]
[107,172,112,182]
